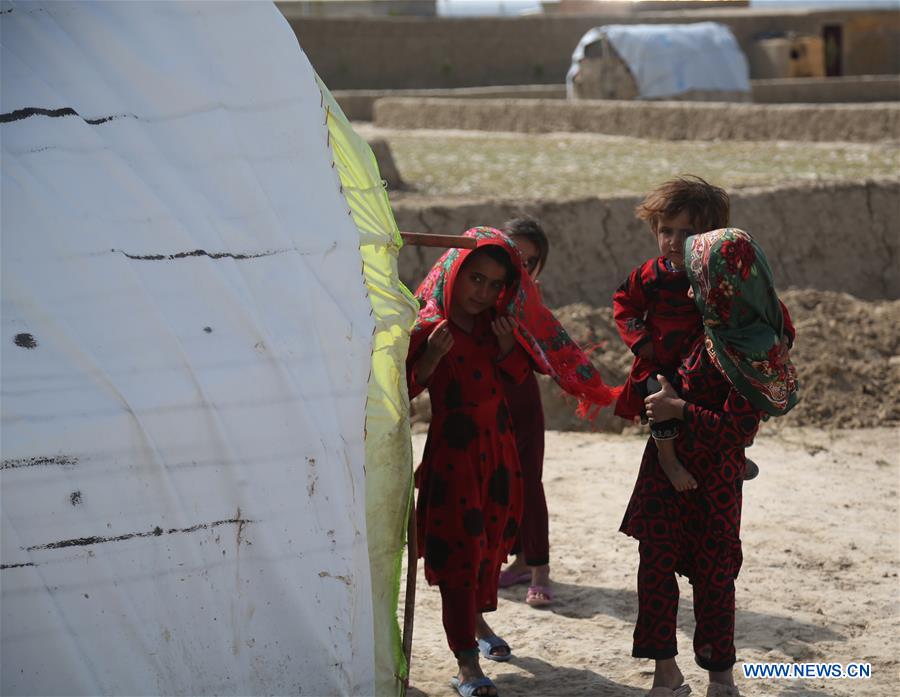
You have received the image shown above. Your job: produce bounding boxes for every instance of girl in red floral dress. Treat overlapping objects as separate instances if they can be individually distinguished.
[621,228,799,697]
[408,227,619,697]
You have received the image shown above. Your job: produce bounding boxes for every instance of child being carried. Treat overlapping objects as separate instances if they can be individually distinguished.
[613,175,730,492]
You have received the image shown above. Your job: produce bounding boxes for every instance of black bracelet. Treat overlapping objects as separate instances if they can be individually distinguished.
[650,419,679,441]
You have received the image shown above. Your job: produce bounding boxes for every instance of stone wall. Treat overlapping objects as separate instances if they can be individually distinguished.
[374,97,900,142]
[394,179,899,304]
[283,9,900,90]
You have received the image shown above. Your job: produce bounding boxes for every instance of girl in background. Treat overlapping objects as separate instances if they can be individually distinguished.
[497,217,554,607]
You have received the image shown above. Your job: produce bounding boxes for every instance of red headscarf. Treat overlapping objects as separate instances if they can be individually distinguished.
[413,227,621,415]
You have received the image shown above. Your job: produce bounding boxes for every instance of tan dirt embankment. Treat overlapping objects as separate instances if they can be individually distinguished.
[536,289,900,433]
[395,179,900,306]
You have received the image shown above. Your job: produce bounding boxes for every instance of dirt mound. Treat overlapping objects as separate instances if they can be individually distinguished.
[411,289,900,433]
[774,288,900,428]
[540,288,900,431]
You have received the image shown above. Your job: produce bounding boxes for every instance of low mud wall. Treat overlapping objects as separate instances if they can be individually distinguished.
[752,76,900,104]
[338,77,899,121]
[395,179,899,304]
[335,85,566,121]
[375,97,900,142]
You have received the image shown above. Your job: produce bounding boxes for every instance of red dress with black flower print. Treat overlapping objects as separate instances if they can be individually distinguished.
[620,337,762,569]
[408,310,530,611]
[613,257,703,420]
[620,337,763,668]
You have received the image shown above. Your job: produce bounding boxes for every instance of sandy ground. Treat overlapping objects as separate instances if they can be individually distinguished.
[402,427,900,697]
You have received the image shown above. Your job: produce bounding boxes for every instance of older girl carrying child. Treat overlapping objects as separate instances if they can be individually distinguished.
[621,228,799,697]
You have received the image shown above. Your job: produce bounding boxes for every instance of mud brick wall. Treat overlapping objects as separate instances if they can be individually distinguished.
[282,9,900,90]
[393,179,900,305]
[374,97,900,142]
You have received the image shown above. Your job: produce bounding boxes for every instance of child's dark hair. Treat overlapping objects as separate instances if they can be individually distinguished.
[635,175,730,234]
[502,216,549,274]
[464,245,517,286]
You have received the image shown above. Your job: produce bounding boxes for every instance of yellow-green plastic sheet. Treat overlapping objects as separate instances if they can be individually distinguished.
[317,77,419,697]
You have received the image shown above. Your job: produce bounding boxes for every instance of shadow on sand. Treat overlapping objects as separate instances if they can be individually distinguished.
[501,581,845,649]
[408,662,643,697]
[494,655,646,697]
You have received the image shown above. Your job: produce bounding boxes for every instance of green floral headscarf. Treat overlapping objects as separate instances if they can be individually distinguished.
[686,228,799,416]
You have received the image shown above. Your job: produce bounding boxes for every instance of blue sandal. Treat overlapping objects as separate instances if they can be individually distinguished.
[477,635,512,662]
[450,675,498,697]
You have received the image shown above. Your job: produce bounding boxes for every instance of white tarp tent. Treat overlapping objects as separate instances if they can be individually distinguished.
[1,2,410,694]
[567,22,751,101]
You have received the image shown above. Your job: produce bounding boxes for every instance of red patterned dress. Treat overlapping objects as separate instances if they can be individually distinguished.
[407,227,620,655]
[504,369,549,567]
[613,257,702,421]
[620,337,762,671]
[408,311,530,613]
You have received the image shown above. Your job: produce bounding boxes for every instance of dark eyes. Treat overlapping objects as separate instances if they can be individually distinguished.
[470,273,504,290]
[524,257,540,271]
[471,273,502,286]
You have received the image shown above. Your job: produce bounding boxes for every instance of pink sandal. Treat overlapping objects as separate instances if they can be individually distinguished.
[498,568,531,588]
[526,584,553,607]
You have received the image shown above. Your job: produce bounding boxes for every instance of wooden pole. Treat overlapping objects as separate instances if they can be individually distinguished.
[400,232,477,249]
[397,228,464,694]
[401,501,417,694]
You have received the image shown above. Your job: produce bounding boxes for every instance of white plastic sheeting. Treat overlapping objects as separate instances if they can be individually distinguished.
[566,22,751,99]
[1,2,376,694]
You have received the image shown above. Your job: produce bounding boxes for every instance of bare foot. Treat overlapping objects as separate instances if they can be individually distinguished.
[709,667,736,688]
[653,657,686,690]
[659,454,698,492]
[501,555,527,576]
[531,563,550,587]
[455,652,496,697]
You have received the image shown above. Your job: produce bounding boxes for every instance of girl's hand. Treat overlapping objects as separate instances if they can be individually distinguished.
[491,316,518,357]
[426,319,454,359]
[645,374,686,422]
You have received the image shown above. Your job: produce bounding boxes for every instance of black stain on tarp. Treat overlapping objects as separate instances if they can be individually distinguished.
[13,333,37,349]
[0,562,34,570]
[25,517,254,551]
[0,107,134,125]
[70,491,82,506]
[203,326,213,333]
[113,248,282,261]
[1,455,78,470]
